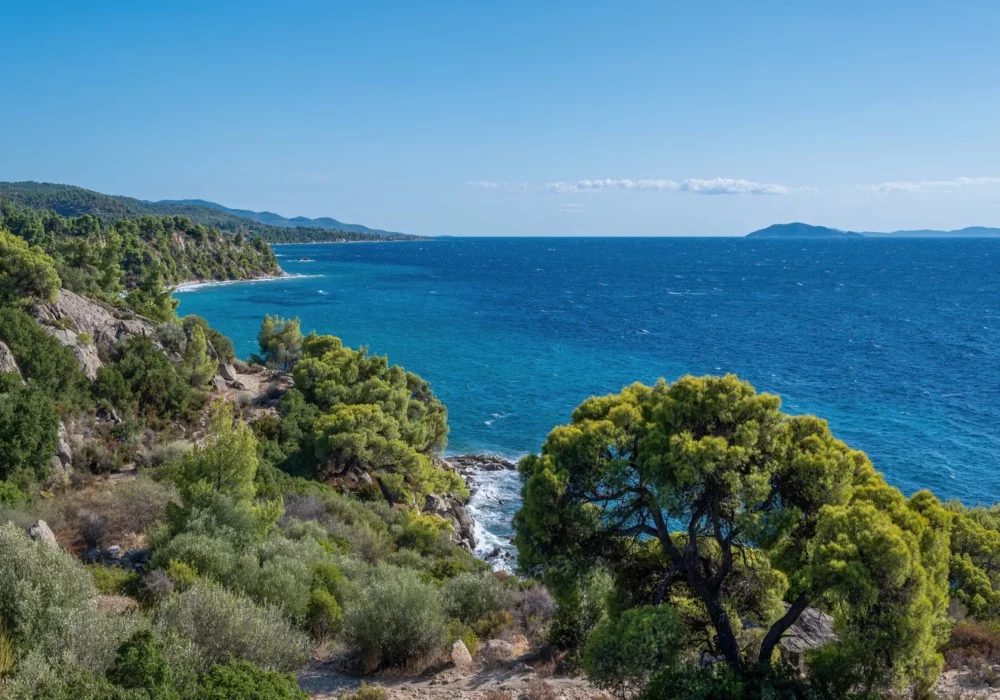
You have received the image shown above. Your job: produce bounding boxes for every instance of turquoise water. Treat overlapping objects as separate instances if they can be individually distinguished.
[175,237,1000,549]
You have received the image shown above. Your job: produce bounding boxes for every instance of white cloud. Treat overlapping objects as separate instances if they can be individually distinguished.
[466,180,500,189]
[545,177,791,195]
[560,203,585,214]
[869,176,1000,195]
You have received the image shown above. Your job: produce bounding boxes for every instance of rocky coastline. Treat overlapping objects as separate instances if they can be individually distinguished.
[427,454,517,563]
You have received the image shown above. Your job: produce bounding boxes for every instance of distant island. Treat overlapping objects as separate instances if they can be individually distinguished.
[747,222,1000,238]
[0,181,424,244]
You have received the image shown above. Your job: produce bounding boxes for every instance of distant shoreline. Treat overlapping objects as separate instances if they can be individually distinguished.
[270,238,431,246]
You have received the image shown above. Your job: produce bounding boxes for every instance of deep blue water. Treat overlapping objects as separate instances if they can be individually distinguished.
[176,237,1000,550]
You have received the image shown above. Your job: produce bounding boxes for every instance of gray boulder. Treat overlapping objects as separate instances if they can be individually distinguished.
[27,520,59,549]
[483,639,515,664]
[211,375,227,392]
[219,363,238,381]
[779,606,837,673]
[0,341,20,377]
[451,640,473,668]
[56,423,73,466]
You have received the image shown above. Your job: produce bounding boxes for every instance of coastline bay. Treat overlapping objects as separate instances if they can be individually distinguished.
[175,237,1000,552]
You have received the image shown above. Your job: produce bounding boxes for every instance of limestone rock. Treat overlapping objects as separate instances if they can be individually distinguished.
[56,423,73,466]
[450,640,473,668]
[507,633,531,657]
[779,606,837,673]
[483,639,515,664]
[0,341,20,377]
[27,520,59,549]
[211,375,227,391]
[219,363,238,381]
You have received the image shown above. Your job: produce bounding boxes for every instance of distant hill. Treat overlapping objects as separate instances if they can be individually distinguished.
[747,222,1000,239]
[746,223,863,238]
[157,198,405,237]
[0,182,421,244]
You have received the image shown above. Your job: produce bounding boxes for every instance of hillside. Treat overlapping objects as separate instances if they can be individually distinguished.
[159,198,405,237]
[0,181,422,243]
[747,221,1000,238]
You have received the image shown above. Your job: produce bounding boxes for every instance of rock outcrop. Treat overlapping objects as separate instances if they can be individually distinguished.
[55,422,73,467]
[27,520,59,549]
[778,606,837,673]
[31,289,160,379]
[0,341,20,377]
[451,640,473,668]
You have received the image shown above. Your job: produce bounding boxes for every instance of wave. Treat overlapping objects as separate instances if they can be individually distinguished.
[172,273,323,293]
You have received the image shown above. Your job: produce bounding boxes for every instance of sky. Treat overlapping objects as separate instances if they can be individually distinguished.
[3,1,1000,236]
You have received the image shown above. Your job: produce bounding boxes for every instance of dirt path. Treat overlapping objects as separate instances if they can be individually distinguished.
[298,661,607,700]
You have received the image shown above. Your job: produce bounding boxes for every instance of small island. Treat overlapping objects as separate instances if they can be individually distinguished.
[747,221,1000,238]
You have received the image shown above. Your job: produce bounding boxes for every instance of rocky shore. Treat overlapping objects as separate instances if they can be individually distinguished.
[426,454,518,562]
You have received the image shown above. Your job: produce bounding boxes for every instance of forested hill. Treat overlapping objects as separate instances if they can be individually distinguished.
[0,202,282,301]
[0,181,423,243]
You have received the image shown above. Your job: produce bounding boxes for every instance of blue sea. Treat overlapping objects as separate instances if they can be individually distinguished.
[176,238,1000,556]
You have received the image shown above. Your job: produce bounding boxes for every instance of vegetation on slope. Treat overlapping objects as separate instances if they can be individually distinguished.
[0,182,422,243]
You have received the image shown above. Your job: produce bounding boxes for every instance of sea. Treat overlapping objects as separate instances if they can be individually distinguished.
[175,237,1000,560]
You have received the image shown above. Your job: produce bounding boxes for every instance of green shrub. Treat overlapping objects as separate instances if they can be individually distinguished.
[308,587,343,640]
[341,564,448,671]
[338,682,389,700]
[154,582,310,672]
[165,560,198,591]
[0,307,88,406]
[640,664,813,700]
[0,373,60,482]
[196,660,307,700]
[443,572,513,625]
[583,605,688,698]
[106,630,179,699]
[0,480,27,506]
[90,565,140,596]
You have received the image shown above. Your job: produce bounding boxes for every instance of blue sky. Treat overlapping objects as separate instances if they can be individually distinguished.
[3,1,999,236]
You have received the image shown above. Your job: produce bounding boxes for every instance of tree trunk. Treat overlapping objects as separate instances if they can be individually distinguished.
[690,575,744,669]
[758,593,809,665]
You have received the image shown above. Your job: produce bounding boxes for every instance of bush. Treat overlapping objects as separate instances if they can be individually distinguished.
[197,660,307,700]
[78,509,107,548]
[0,373,60,482]
[342,564,448,671]
[443,572,514,625]
[106,630,179,699]
[90,565,139,596]
[155,582,310,672]
[944,621,1000,668]
[0,480,27,507]
[308,587,343,640]
[583,605,688,699]
[338,682,389,700]
[0,307,88,407]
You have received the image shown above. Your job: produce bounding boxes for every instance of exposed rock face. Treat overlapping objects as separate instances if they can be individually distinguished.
[483,639,515,664]
[218,363,238,381]
[451,640,473,668]
[779,606,837,673]
[448,454,517,474]
[27,520,59,549]
[31,289,160,379]
[56,422,73,466]
[424,491,477,553]
[0,341,20,376]
[211,375,228,391]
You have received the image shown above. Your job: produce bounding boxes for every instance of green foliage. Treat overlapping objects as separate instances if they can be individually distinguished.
[341,564,448,671]
[307,586,343,639]
[106,630,179,699]
[125,264,178,322]
[178,401,259,502]
[0,480,27,506]
[196,660,308,700]
[283,328,458,503]
[0,225,60,305]
[182,314,235,363]
[442,572,513,625]
[154,581,310,672]
[0,373,60,481]
[179,324,215,388]
[90,565,140,596]
[640,664,815,700]
[514,374,950,693]
[111,336,192,420]
[257,315,302,370]
[337,682,389,700]
[583,605,688,699]
[0,307,88,406]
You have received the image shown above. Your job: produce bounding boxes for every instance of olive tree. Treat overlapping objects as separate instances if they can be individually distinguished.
[514,375,949,693]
